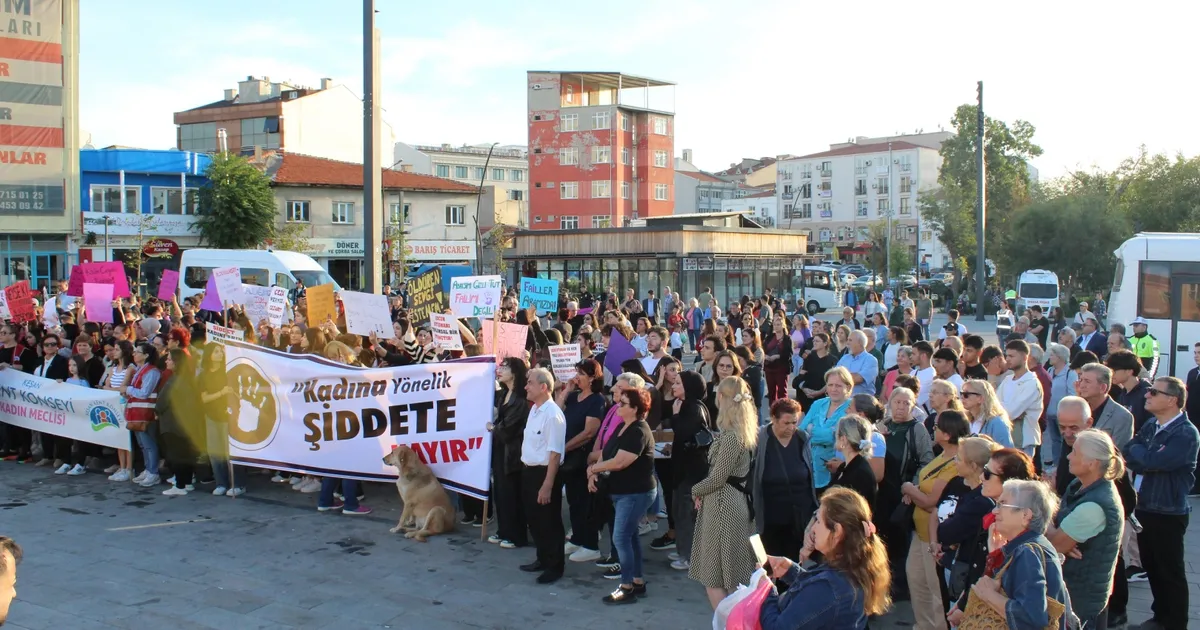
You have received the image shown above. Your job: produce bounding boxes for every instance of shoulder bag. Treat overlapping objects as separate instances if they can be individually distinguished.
[959,543,1068,630]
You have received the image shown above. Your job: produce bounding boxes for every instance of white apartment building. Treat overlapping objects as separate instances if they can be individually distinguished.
[775,137,950,269]
[674,170,750,214]
[393,143,529,226]
[721,189,778,227]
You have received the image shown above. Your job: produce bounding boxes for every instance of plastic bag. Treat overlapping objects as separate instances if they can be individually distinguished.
[713,568,773,630]
[727,571,774,630]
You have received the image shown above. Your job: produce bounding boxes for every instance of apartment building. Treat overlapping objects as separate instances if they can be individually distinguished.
[393,142,528,227]
[721,189,778,227]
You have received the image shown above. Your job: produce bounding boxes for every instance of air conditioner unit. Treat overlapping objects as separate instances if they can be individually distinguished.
[864,160,871,166]
[893,159,900,164]
[534,216,542,222]
[871,183,878,189]
[548,215,556,221]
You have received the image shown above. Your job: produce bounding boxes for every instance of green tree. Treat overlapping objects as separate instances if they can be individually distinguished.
[193,153,279,249]
[1113,151,1200,232]
[271,221,311,253]
[920,186,974,295]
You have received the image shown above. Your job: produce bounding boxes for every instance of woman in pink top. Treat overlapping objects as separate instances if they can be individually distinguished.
[880,345,915,402]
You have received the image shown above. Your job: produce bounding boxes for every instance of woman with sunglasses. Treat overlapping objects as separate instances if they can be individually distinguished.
[960,379,1014,448]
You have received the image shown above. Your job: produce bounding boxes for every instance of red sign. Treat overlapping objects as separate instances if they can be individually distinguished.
[143,238,179,258]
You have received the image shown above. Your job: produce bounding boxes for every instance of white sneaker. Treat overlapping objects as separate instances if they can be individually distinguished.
[271,473,286,482]
[299,479,321,493]
[212,486,228,496]
[108,469,130,482]
[668,552,681,561]
[670,558,690,570]
[184,484,194,491]
[67,464,86,476]
[166,476,176,485]
[487,534,502,544]
[564,542,581,555]
[104,464,120,474]
[133,470,147,483]
[226,487,245,497]
[569,547,601,563]
[139,473,161,487]
[289,476,304,486]
[638,522,657,536]
[162,486,188,496]
[499,540,517,549]
[54,463,71,475]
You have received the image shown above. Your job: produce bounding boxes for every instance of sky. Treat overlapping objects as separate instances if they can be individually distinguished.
[80,0,1200,179]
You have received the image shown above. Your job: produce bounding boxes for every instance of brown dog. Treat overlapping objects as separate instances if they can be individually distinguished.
[382,445,455,542]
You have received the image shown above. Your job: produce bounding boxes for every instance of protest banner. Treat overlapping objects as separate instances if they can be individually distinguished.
[82,283,114,324]
[212,266,244,304]
[448,274,502,318]
[518,277,559,315]
[603,329,638,375]
[549,343,582,382]
[407,267,444,325]
[266,286,288,326]
[66,264,83,297]
[0,369,131,450]
[199,274,223,312]
[42,296,59,327]
[223,343,496,499]
[4,281,34,323]
[205,321,246,345]
[157,269,179,301]
[430,313,464,351]
[305,283,337,325]
[242,285,273,327]
[0,289,9,320]
[481,321,528,362]
[340,290,392,337]
[77,261,131,298]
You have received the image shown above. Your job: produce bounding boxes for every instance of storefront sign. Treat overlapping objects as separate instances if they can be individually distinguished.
[404,240,476,262]
[142,238,179,258]
[697,258,713,271]
[713,259,728,271]
[768,259,781,270]
[307,238,364,258]
[682,258,698,271]
[728,259,741,271]
[81,213,199,236]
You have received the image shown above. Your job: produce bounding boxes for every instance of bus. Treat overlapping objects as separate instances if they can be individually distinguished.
[791,265,842,314]
[1107,232,1200,377]
[1015,269,1060,313]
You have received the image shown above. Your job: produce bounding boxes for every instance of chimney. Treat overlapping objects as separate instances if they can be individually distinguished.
[682,149,693,163]
[320,78,333,90]
[223,88,235,101]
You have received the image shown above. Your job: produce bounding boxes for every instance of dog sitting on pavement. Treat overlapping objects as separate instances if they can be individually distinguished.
[382,445,455,542]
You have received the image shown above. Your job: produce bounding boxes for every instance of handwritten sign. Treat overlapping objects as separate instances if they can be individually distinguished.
[549,343,582,382]
[76,262,131,299]
[42,296,59,327]
[242,285,274,327]
[340,290,392,337]
[66,264,83,297]
[0,287,9,319]
[449,274,502,318]
[4,281,34,323]
[407,267,444,325]
[157,269,179,302]
[266,286,288,326]
[305,283,337,325]
[430,313,464,351]
[481,321,529,363]
[82,283,114,324]
[205,321,246,345]
[518,277,559,315]
[212,266,244,304]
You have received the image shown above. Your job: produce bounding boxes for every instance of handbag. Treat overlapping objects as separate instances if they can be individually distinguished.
[891,446,955,531]
[959,543,1067,630]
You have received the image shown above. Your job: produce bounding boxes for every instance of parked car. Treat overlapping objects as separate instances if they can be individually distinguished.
[842,263,868,276]
[840,272,858,284]
[853,275,884,288]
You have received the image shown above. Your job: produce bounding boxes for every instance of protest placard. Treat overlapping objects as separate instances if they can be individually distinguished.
[0,369,131,450]
[4,281,34,323]
[266,286,288,326]
[430,313,464,351]
[82,283,114,323]
[205,321,246,345]
[66,264,83,297]
[549,343,582,382]
[407,267,444,324]
[449,274,502,318]
[76,261,131,298]
[305,283,337,325]
[199,274,223,312]
[42,296,59,327]
[340,290,392,337]
[242,285,273,327]
[518,277,559,315]
[0,288,10,320]
[481,321,529,362]
[157,269,179,301]
[603,329,638,375]
[212,266,244,303]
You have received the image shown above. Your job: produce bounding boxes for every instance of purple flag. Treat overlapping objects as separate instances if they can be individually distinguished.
[603,330,637,375]
[199,274,222,312]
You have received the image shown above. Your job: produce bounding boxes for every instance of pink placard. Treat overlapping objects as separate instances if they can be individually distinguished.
[78,262,131,298]
[83,283,114,324]
[66,264,83,296]
[481,322,529,363]
[157,269,179,302]
[4,281,34,323]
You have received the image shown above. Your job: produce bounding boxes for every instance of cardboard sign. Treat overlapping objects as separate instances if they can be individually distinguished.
[603,329,638,375]
[549,343,582,383]
[0,288,9,320]
[340,290,392,337]
[481,321,528,363]
[266,286,288,327]
[205,321,246,345]
[4,281,34,323]
[449,274,503,318]
[242,285,274,327]
[305,283,337,325]
[518,277,559,315]
[431,313,464,351]
[157,269,179,302]
[42,296,59,327]
[199,274,223,312]
[65,264,83,297]
[406,267,445,325]
[82,283,114,324]
[77,262,131,298]
[212,266,244,304]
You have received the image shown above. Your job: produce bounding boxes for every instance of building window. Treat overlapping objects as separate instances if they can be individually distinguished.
[899,155,912,171]
[620,114,629,131]
[474,167,485,180]
[855,178,867,196]
[150,187,199,215]
[591,180,611,198]
[332,201,354,224]
[89,185,140,213]
[389,202,411,224]
[286,200,310,223]
[899,197,910,214]
[593,111,611,130]
[558,147,579,166]
[799,183,811,199]
[819,161,832,176]
[654,183,669,201]
[510,169,524,181]
[492,168,505,181]
[876,176,889,195]
[855,158,867,175]
[436,164,450,178]
[621,148,630,165]
[239,117,281,151]
[652,117,667,135]
[508,189,525,201]
[653,150,668,168]
[454,166,469,178]
[800,164,813,178]
[592,146,611,164]
[178,122,218,153]
[445,205,465,225]
[700,190,710,199]
[783,184,793,196]
[561,182,578,199]
[561,216,579,230]
[819,202,832,218]
[900,177,912,194]
[592,215,612,228]
[561,113,578,132]
[819,181,831,194]
[922,230,933,242]
[878,198,891,215]
[621,181,630,199]
[857,200,868,217]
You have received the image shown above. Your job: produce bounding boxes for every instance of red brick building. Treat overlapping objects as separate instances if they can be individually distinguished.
[526,71,675,230]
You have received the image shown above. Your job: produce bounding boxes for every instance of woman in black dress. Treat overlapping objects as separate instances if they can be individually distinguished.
[793,332,837,412]
[829,414,878,505]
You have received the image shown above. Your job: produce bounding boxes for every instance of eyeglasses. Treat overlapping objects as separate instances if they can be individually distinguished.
[619,399,632,408]
[961,391,981,398]
[1147,388,1175,398]
[996,503,1026,511]
[42,342,58,348]
[982,467,1005,481]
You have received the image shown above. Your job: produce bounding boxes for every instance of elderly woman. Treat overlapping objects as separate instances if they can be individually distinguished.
[875,386,934,601]
[963,479,1073,629]
[1045,429,1125,629]
[1043,342,1077,468]
[752,398,818,562]
[881,345,914,401]
[799,366,854,492]
[960,379,1014,447]
[925,378,964,435]
[590,370,651,571]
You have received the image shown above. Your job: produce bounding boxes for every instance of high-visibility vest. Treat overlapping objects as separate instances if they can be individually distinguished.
[1131,333,1158,360]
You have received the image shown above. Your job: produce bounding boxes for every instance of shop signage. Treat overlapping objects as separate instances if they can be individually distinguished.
[768,259,781,270]
[713,259,728,271]
[403,240,476,262]
[728,259,741,271]
[81,212,199,237]
[697,258,713,271]
[682,258,698,271]
[307,238,364,258]
[142,238,179,258]
[792,259,805,270]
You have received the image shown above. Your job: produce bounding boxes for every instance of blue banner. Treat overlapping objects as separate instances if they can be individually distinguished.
[518,276,559,315]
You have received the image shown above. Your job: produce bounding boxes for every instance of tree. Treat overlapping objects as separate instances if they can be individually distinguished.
[1113,151,1200,232]
[920,186,975,296]
[193,153,279,250]
[271,221,311,254]
[121,213,157,296]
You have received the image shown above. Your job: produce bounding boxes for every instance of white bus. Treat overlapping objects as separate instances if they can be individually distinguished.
[791,265,842,314]
[1107,232,1200,377]
[1015,269,1060,313]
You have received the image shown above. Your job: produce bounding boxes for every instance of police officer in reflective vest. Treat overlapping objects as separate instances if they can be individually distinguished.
[1130,316,1160,376]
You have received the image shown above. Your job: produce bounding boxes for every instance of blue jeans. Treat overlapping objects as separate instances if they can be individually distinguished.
[1042,416,1061,465]
[319,477,360,511]
[647,474,665,518]
[687,329,699,352]
[611,489,656,584]
[205,418,246,488]
[135,431,159,475]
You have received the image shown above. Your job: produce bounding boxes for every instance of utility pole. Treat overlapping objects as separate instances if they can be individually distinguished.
[474,142,498,274]
[362,0,383,294]
[885,139,893,286]
[974,81,987,321]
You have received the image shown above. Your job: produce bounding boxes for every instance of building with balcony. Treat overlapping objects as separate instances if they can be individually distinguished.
[393,142,529,228]
[526,71,676,230]
[714,155,795,187]
[775,135,949,269]
[721,189,778,227]
[173,76,396,165]
[675,170,750,214]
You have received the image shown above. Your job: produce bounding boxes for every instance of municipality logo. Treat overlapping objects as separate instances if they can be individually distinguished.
[87,402,121,431]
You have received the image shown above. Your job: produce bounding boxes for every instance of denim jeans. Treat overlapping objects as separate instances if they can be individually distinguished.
[647,474,664,518]
[319,478,360,511]
[205,418,246,488]
[134,431,159,475]
[612,490,656,584]
[1042,417,1062,465]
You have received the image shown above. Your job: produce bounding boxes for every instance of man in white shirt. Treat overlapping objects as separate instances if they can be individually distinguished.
[932,347,965,391]
[997,340,1044,459]
[911,341,936,408]
[640,326,668,375]
[519,367,567,584]
[938,309,969,340]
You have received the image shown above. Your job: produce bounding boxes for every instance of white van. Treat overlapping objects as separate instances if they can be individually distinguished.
[1016,269,1060,313]
[790,265,842,314]
[178,249,338,301]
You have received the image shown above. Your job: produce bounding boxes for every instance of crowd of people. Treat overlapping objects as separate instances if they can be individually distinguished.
[1,276,1197,629]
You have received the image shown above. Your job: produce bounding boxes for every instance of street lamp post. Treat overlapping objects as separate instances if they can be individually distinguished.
[102,215,110,261]
[474,142,498,274]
